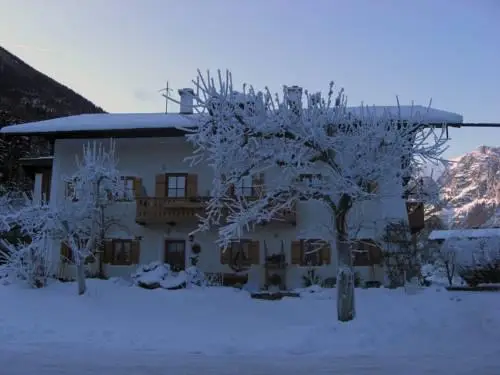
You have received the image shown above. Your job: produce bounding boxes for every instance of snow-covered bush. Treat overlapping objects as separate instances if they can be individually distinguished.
[453,237,500,286]
[185,266,207,287]
[0,233,52,287]
[302,268,322,287]
[132,262,208,290]
[0,193,55,288]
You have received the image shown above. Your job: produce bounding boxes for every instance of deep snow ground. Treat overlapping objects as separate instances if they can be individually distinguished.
[1,279,499,374]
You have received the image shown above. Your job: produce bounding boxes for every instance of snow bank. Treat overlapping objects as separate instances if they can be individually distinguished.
[0,279,498,359]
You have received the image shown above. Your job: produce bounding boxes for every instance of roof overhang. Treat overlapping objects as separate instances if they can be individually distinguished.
[3,127,189,139]
[0,106,465,139]
[18,156,54,168]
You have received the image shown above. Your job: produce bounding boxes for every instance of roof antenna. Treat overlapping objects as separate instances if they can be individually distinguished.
[159,81,173,113]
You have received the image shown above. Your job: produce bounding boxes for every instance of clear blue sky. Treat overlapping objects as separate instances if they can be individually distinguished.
[0,0,499,159]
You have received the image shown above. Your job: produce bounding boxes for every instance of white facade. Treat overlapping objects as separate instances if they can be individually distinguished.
[49,136,410,289]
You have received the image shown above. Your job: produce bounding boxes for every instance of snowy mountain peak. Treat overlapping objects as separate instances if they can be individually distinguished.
[440,146,500,228]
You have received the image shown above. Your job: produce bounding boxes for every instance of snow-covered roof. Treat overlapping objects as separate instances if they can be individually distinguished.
[0,113,196,135]
[429,228,500,241]
[347,105,463,124]
[0,105,462,136]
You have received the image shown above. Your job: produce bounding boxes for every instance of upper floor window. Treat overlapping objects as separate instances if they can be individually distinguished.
[167,174,187,198]
[64,177,80,201]
[235,175,254,197]
[112,176,136,201]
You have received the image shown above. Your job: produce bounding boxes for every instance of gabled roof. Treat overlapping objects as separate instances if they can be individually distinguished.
[0,105,463,138]
[0,113,195,138]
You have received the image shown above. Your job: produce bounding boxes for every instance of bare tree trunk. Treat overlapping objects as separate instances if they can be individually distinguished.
[76,261,86,295]
[335,195,355,322]
[98,207,105,279]
[336,231,355,322]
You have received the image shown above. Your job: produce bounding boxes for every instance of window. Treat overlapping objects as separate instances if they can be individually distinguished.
[302,240,323,266]
[291,239,330,266]
[167,175,186,198]
[230,240,251,266]
[220,239,260,269]
[112,240,132,265]
[103,239,140,266]
[165,240,186,271]
[64,178,80,201]
[352,239,383,266]
[112,176,135,201]
[299,174,322,187]
[235,175,253,197]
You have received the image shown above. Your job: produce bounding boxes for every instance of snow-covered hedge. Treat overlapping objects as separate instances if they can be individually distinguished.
[131,262,207,290]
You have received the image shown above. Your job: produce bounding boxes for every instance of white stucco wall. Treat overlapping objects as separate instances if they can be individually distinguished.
[51,137,408,289]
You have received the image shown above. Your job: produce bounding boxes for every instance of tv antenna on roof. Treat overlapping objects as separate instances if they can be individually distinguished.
[159,81,174,113]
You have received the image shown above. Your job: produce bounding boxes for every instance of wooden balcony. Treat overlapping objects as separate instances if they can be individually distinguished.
[136,197,209,225]
[136,196,296,226]
[406,201,425,234]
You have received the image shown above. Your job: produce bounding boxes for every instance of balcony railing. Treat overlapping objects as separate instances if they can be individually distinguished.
[136,197,209,224]
[135,196,296,226]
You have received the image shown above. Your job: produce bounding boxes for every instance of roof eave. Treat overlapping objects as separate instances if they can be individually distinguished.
[0,127,191,139]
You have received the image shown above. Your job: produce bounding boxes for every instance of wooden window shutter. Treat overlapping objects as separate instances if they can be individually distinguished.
[291,240,302,265]
[131,240,141,264]
[252,173,265,197]
[133,177,143,197]
[186,174,198,198]
[248,240,260,265]
[102,240,113,264]
[320,241,331,265]
[60,242,72,261]
[367,241,383,264]
[220,246,232,265]
[155,174,166,197]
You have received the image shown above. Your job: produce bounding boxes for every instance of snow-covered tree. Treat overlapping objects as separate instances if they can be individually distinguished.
[176,70,448,321]
[0,140,128,294]
[58,139,128,294]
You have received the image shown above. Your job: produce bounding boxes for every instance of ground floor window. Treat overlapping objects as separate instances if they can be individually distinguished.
[103,239,140,266]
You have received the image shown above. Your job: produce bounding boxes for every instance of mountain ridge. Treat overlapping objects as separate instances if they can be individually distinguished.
[0,45,105,186]
[439,145,500,229]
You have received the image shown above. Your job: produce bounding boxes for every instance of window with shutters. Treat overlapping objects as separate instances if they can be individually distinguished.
[220,239,260,268]
[302,239,325,266]
[235,176,253,197]
[291,239,330,266]
[113,176,136,201]
[351,239,383,266]
[166,174,187,198]
[230,240,251,266]
[112,239,132,265]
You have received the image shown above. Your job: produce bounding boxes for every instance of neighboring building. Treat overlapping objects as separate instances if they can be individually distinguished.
[429,228,500,244]
[1,91,461,289]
